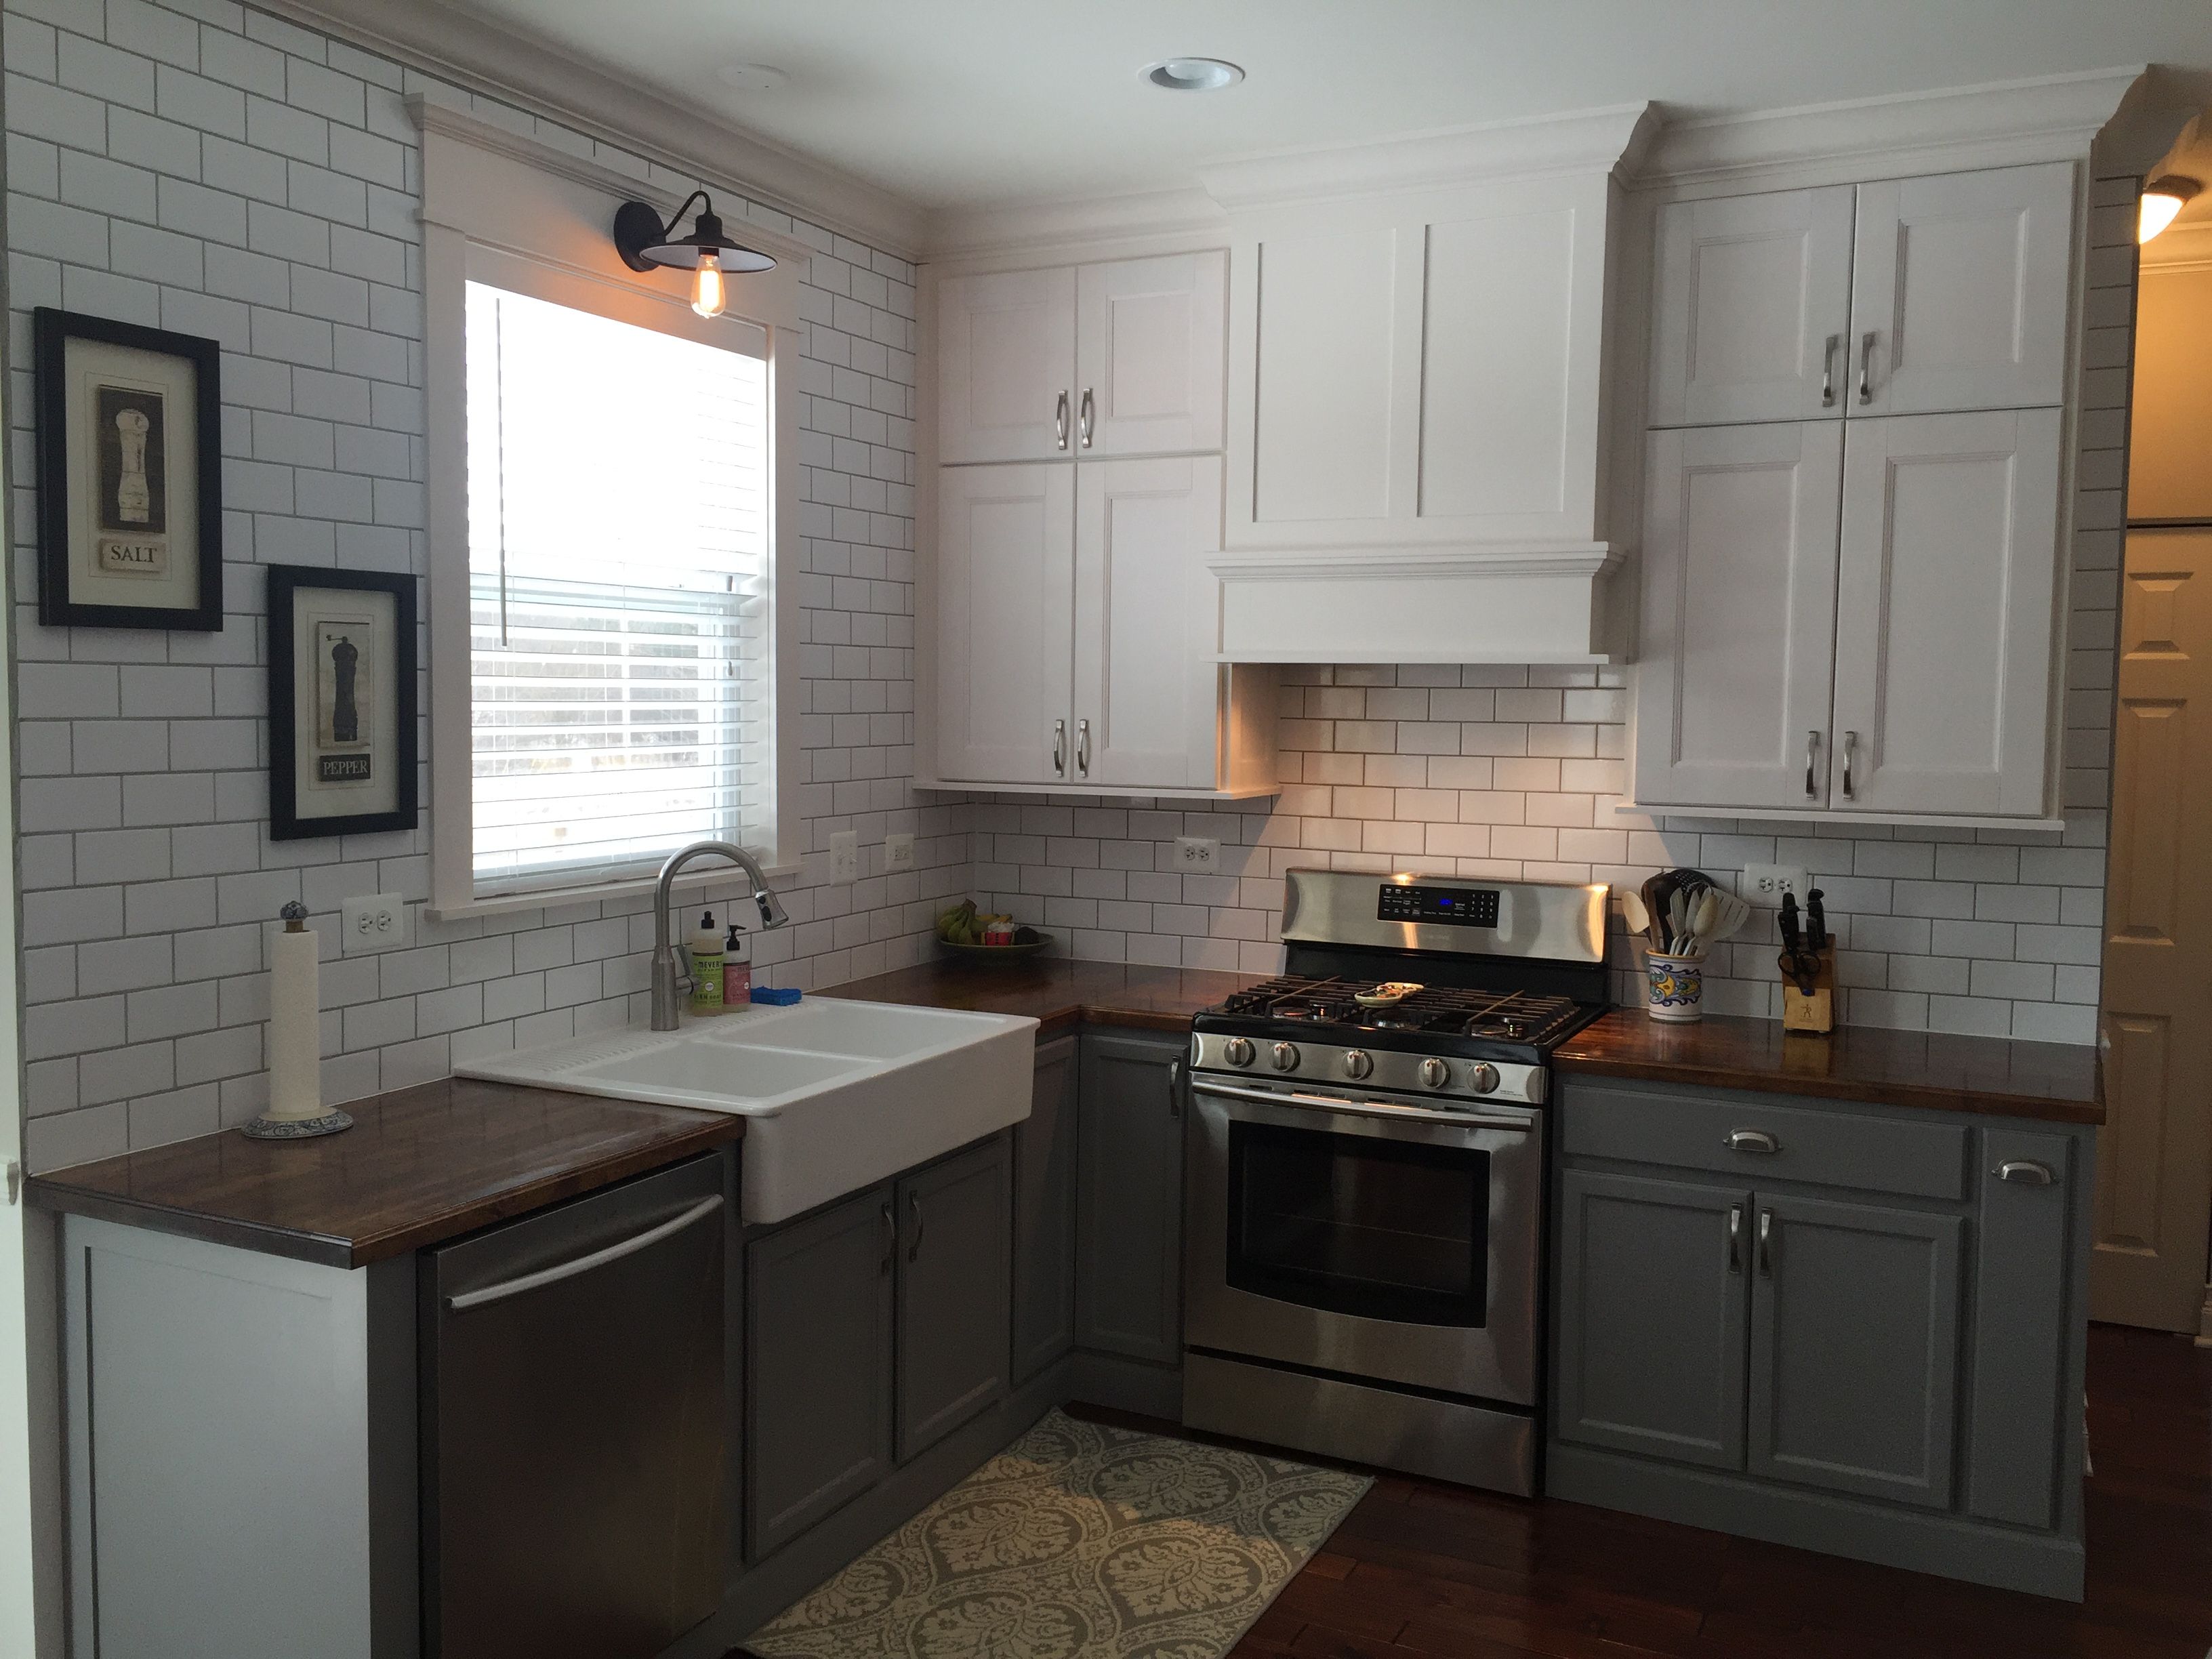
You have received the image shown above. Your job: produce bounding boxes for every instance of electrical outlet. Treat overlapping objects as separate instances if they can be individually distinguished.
[1174,836,1221,874]
[340,893,409,953]
[884,832,915,872]
[1740,863,1808,906]
[828,831,859,884]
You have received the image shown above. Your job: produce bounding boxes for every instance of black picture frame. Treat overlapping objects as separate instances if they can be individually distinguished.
[34,306,225,631]
[266,565,419,841]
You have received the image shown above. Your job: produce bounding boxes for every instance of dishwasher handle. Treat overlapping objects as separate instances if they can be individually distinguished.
[446,1193,724,1312]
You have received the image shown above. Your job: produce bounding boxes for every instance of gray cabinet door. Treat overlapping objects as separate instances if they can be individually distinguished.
[745,1184,895,1561]
[1554,1168,1751,1470]
[1076,1031,1185,1364]
[1012,1036,1080,1384]
[1966,1128,2077,1530]
[896,1136,1012,1463]
[1747,1193,1963,1509]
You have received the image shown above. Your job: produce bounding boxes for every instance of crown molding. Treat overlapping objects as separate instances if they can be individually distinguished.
[2142,219,2212,270]
[925,185,1227,266]
[1210,544,1621,583]
[1640,66,2146,192]
[252,0,925,258]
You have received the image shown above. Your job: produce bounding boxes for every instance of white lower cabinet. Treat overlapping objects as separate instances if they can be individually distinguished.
[1635,410,2061,821]
[932,455,1275,796]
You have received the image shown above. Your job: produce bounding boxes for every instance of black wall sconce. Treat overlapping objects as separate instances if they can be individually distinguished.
[612,191,776,319]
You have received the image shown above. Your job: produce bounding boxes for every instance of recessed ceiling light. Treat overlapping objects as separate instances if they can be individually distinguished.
[716,62,789,94]
[1143,58,1244,93]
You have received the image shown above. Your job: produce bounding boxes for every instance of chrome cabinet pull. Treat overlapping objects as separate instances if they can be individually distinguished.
[1804,731,1820,800]
[1078,387,1094,448]
[1728,1204,1744,1275]
[1757,1208,1774,1277]
[1168,1054,1185,1118]
[1726,1128,1780,1155]
[1842,730,1858,798]
[1820,333,1841,406]
[1996,1160,2056,1187]
[1054,390,1069,449]
[907,1190,924,1263]
[446,1195,723,1311]
[1076,718,1091,777]
[1857,331,1876,404]
[880,1200,896,1275]
[1052,719,1067,777]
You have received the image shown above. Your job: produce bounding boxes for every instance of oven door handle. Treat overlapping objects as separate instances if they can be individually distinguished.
[1190,1078,1534,1133]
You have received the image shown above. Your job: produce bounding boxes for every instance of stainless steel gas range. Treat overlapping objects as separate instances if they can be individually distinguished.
[1181,868,1611,1498]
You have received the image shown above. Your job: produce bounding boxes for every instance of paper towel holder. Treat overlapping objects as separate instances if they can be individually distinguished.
[242,901,354,1142]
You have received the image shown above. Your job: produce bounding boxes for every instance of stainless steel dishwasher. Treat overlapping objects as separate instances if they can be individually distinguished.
[421,1152,730,1659]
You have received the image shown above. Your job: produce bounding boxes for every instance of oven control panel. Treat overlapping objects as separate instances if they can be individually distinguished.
[1377,884,1500,928]
[1187,1032,1545,1105]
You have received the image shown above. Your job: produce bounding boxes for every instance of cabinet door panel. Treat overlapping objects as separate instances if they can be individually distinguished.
[1073,456,1225,790]
[1830,409,2061,816]
[1012,1038,1080,1384]
[1649,186,1858,426]
[1851,163,2074,416]
[1555,1170,1750,1470]
[938,267,1076,464]
[1635,422,1843,811]
[896,1139,1011,1463]
[746,1186,894,1560]
[1967,1129,2076,1530]
[1076,1033,1185,1365]
[1076,251,1226,457]
[934,464,1076,784]
[1747,1194,1963,1509]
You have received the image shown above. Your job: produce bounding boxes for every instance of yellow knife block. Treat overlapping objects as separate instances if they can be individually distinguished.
[1782,947,1837,1035]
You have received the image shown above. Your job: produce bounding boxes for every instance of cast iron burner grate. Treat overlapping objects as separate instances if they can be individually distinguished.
[1211,977,1586,1045]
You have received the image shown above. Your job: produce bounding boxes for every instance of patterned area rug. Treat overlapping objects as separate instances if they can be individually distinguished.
[744,1409,1371,1659]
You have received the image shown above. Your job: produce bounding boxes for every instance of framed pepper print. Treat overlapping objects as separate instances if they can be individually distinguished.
[266,565,419,840]
[34,308,224,630]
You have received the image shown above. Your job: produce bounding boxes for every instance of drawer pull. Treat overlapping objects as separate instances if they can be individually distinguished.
[1995,1159,2056,1187]
[1757,1208,1774,1277]
[1725,1128,1780,1155]
[1727,1204,1743,1275]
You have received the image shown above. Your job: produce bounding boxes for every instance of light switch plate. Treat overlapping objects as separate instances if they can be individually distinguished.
[1174,836,1221,874]
[341,893,409,952]
[1740,863,1808,906]
[884,832,915,872]
[829,831,860,884]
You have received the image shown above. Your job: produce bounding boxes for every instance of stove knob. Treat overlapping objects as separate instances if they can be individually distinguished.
[1343,1049,1374,1082]
[1418,1057,1450,1090]
[1271,1042,1300,1072]
[1469,1063,1501,1096]
[1223,1037,1255,1068]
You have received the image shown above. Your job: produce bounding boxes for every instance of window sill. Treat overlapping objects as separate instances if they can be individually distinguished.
[428,856,802,923]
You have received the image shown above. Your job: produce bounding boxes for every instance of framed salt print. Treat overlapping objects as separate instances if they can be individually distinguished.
[266,565,419,840]
[33,307,224,630]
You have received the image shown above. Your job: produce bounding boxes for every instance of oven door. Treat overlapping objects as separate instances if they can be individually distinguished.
[1184,1074,1542,1406]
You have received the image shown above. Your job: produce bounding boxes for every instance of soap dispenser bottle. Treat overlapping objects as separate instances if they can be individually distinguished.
[722,923,752,1008]
[689,909,724,1015]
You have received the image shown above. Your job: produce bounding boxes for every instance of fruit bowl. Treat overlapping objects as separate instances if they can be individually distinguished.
[937,933,1056,961]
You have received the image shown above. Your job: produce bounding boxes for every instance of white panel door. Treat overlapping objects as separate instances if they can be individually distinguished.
[1829,409,2062,816]
[1634,422,1844,811]
[1849,163,2074,416]
[935,464,1076,783]
[1074,252,1227,457]
[1647,186,1858,427]
[1073,457,1225,791]
[937,267,1077,464]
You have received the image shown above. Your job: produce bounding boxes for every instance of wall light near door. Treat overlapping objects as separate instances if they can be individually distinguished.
[2139,176,2200,244]
[612,192,775,319]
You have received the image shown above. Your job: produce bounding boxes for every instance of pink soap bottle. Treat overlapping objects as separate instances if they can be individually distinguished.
[722,924,752,1008]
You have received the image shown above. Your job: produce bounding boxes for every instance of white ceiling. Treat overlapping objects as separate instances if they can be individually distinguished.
[444,0,2212,213]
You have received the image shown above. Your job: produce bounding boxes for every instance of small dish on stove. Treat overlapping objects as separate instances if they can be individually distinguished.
[1353,981,1424,1006]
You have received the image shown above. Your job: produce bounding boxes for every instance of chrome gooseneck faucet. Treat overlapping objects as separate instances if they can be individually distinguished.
[651,840,791,1030]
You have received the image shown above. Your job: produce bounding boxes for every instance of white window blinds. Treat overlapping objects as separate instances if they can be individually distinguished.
[464,280,772,897]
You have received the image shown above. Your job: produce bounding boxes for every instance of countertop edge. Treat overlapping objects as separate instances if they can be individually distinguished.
[1549,1050,2104,1126]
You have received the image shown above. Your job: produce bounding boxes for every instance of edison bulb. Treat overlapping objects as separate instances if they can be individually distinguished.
[691,251,726,319]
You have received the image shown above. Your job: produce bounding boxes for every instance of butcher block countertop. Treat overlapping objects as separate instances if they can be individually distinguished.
[825,959,2104,1125]
[24,1077,744,1268]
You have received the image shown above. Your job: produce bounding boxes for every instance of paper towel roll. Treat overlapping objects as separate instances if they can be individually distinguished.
[265,919,323,1123]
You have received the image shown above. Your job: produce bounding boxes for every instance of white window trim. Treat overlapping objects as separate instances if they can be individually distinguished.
[413,97,808,918]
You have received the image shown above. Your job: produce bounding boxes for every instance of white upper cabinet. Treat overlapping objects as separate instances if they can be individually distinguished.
[1828,409,2062,817]
[1647,187,1856,426]
[937,254,1225,465]
[933,464,1076,782]
[1635,422,1845,811]
[1850,163,2074,416]
[937,268,1078,464]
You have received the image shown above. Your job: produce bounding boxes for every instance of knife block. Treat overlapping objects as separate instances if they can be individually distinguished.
[1782,947,1837,1035]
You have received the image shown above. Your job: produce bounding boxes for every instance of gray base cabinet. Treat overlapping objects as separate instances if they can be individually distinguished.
[895,1139,1012,1461]
[1075,1031,1186,1366]
[1549,1076,2093,1600]
[1012,1037,1081,1382]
